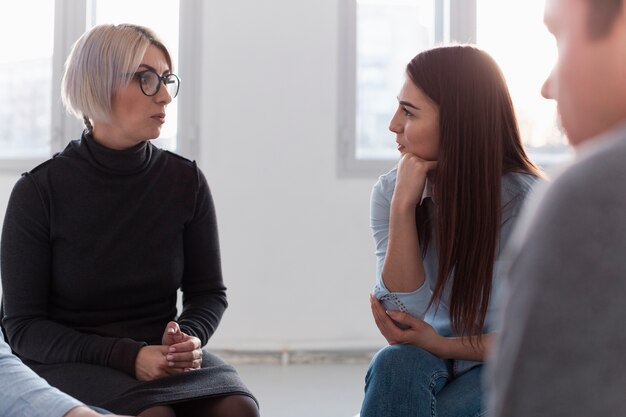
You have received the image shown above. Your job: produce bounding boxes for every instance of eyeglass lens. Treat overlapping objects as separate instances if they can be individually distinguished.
[139,71,179,97]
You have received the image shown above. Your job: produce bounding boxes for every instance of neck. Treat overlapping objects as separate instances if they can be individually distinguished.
[92,123,142,151]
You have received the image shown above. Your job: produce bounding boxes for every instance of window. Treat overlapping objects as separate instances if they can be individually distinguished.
[356,0,439,162]
[1,0,201,169]
[339,0,570,177]
[90,0,180,151]
[476,0,572,166]
[339,0,476,176]
[0,0,55,160]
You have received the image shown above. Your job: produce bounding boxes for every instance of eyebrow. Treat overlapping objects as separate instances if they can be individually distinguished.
[398,100,421,110]
[138,63,171,76]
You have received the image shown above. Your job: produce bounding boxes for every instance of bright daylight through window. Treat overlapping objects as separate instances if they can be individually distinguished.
[0,1,54,159]
[354,0,571,168]
[91,0,180,152]
[476,0,570,165]
[356,0,437,161]
[0,0,180,161]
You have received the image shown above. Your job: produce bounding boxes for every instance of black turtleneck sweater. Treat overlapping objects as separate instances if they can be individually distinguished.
[1,133,227,377]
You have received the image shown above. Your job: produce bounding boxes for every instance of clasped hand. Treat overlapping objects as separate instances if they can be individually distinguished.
[370,294,441,353]
[393,153,437,208]
[135,321,203,381]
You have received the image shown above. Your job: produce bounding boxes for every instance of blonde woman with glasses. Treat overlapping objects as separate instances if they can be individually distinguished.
[1,24,258,417]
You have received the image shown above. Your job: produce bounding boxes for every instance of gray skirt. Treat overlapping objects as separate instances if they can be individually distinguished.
[28,348,256,415]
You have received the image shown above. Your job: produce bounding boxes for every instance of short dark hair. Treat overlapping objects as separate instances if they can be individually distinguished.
[587,0,623,38]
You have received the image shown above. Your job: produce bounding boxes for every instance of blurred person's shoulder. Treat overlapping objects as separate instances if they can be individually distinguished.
[555,123,626,201]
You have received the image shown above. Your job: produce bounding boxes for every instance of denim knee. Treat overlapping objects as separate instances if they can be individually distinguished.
[362,345,451,417]
[366,344,449,387]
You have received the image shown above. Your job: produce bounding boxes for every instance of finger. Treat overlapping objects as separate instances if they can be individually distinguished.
[425,160,438,168]
[370,299,387,328]
[370,304,389,338]
[169,338,200,353]
[370,300,402,343]
[370,295,387,314]
[165,321,180,336]
[379,310,408,341]
[166,351,202,368]
[163,366,185,376]
[386,310,415,327]
[371,298,394,328]
[166,349,202,363]
[371,303,388,328]
[168,358,203,369]
[162,321,183,345]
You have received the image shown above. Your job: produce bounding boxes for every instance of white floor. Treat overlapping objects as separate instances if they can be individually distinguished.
[236,363,368,417]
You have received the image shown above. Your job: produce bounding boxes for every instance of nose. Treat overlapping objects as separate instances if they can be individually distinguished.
[389,107,402,134]
[155,82,173,105]
[541,68,555,100]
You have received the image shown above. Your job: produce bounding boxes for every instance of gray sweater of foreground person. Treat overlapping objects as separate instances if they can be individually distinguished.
[0,329,82,417]
[486,122,626,417]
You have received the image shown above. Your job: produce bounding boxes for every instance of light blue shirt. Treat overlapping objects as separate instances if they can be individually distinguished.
[0,329,83,417]
[370,167,539,374]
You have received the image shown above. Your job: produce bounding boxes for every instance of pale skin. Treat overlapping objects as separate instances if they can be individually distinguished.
[382,77,439,294]
[542,0,626,146]
[92,45,173,150]
[135,321,203,382]
[370,295,493,361]
[87,46,202,415]
[372,76,492,360]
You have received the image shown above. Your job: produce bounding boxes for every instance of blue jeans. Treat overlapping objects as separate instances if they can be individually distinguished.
[361,345,484,417]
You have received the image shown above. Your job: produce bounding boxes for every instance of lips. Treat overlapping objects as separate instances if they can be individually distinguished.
[151,113,166,124]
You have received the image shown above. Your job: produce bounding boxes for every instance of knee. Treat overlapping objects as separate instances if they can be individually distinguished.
[366,345,442,383]
[212,395,259,417]
[138,405,176,417]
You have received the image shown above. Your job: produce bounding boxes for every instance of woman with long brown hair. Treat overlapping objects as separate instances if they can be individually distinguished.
[361,45,542,417]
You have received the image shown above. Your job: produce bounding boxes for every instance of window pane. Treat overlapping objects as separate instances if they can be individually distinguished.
[477,0,572,165]
[356,0,437,160]
[91,0,180,151]
[0,0,54,159]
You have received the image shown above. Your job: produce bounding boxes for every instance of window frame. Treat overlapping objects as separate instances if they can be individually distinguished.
[337,0,480,177]
[0,0,202,172]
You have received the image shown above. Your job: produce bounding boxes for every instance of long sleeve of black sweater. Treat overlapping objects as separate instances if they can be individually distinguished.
[1,138,227,377]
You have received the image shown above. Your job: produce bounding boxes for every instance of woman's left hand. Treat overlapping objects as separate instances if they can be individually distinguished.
[161,321,203,371]
[370,294,441,353]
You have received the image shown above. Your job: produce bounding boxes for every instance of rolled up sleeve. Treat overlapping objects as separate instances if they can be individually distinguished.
[370,171,432,318]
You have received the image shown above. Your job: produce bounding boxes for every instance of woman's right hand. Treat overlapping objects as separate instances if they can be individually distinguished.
[393,153,437,208]
[134,345,182,381]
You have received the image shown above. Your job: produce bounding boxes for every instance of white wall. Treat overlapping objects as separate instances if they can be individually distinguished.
[0,0,390,352]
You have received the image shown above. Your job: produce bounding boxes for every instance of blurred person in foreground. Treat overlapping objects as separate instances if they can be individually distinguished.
[1,328,131,417]
[487,0,626,416]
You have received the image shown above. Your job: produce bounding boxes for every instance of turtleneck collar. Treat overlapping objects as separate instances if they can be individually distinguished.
[74,131,153,175]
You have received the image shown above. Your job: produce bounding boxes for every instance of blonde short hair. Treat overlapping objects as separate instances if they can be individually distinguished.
[61,24,172,126]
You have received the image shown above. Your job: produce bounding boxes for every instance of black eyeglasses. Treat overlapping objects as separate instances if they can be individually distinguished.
[133,69,180,98]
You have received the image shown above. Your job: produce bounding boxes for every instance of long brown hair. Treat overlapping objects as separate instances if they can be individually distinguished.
[407,45,541,340]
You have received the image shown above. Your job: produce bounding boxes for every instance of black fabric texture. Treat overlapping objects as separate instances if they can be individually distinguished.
[0,132,255,413]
